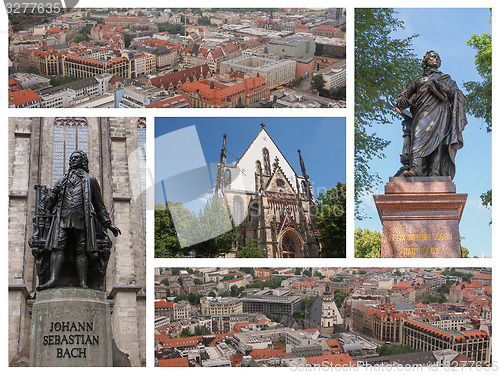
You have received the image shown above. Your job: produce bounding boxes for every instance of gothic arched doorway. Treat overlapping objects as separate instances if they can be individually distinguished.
[279,230,303,258]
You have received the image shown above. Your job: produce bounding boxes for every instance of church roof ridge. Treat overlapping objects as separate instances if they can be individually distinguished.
[234,125,300,192]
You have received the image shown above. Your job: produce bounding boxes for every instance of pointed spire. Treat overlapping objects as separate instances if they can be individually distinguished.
[298,148,308,179]
[215,134,227,195]
[298,149,313,201]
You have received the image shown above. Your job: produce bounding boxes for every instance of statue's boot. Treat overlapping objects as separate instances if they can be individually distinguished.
[76,255,89,289]
[402,169,417,177]
[403,157,425,177]
[37,251,63,291]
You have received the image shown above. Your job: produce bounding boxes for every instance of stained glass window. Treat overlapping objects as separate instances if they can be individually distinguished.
[52,117,88,184]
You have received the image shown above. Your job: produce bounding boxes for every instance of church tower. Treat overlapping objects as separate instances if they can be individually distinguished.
[320,284,343,335]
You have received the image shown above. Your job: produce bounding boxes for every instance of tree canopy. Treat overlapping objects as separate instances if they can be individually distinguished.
[354,227,381,258]
[155,198,238,258]
[235,238,267,258]
[314,182,346,257]
[355,8,420,218]
[463,10,492,212]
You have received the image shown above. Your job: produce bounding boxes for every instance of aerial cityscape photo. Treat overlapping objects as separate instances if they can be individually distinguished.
[8,8,346,108]
[154,267,492,367]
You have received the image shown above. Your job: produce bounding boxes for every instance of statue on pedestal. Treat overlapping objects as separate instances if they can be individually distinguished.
[29,150,121,291]
[395,51,468,179]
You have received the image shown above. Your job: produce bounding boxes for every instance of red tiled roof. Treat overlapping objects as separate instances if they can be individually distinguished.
[233,322,251,332]
[150,64,210,90]
[156,335,202,349]
[8,88,40,106]
[146,94,192,108]
[473,274,492,279]
[326,339,342,354]
[8,78,22,92]
[179,74,269,105]
[316,25,337,31]
[158,357,189,367]
[155,299,174,309]
[249,348,284,360]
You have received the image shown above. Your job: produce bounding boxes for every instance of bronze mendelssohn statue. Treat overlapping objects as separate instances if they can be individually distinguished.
[395,51,467,179]
[30,150,120,291]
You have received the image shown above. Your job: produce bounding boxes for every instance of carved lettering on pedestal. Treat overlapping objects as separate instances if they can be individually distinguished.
[42,321,99,359]
[388,232,453,257]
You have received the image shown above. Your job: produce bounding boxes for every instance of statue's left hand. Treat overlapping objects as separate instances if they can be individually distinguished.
[108,225,121,237]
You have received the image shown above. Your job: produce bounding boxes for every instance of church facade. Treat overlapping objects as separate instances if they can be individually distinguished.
[8,117,146,366]
[215,124,322,258]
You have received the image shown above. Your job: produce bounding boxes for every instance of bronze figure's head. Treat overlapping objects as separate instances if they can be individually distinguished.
[422,51,441,70]
[69,150,89,172]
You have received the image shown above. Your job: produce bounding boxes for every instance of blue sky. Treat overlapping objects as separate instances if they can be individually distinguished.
[356,8,492,257]
[155,117,346,213]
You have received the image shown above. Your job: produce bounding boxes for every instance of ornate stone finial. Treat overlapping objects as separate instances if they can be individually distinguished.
[273,156,280,170]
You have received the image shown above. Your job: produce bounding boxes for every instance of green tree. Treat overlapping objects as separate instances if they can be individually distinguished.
[394,270,401,277]
[461,246,470,258]
[464,23,492,132]
[180,328,192,337]
[49,76,80,87]
[355,228,381,258]
[198,16,211,25]
[314,270,323,279]
[195,325,212,336]
[355,8,420,218]
[464,11,492,213]
[311,74,326,93]
[72,34,90,43]
[421,293,446,304]
[334,291,345,308]
[156,198,238,258]
[314,182,346,257]
[328,85,346,100]
[193,279,202,285]
[158,22,185,35]
[377,344,419,356]
[208,291,216,297]
[235,238,267,258]
[154,202,185,257]
[160,278,169,286]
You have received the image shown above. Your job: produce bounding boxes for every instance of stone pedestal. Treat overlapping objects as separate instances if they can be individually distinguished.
[30,288,113,367]
[373,177,467,258]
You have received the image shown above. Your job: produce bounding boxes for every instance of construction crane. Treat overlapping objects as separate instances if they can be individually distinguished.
[179,10,189,36]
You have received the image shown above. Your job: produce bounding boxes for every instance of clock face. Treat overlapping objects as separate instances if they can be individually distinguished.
[276,179,285,187]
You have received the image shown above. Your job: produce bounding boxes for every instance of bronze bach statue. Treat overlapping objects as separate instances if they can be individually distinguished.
[395,51,468,179]
[30,150,121,291]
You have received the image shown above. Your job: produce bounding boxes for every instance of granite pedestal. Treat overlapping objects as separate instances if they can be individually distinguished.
[373,177,467,258]
[30,288,113,367]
